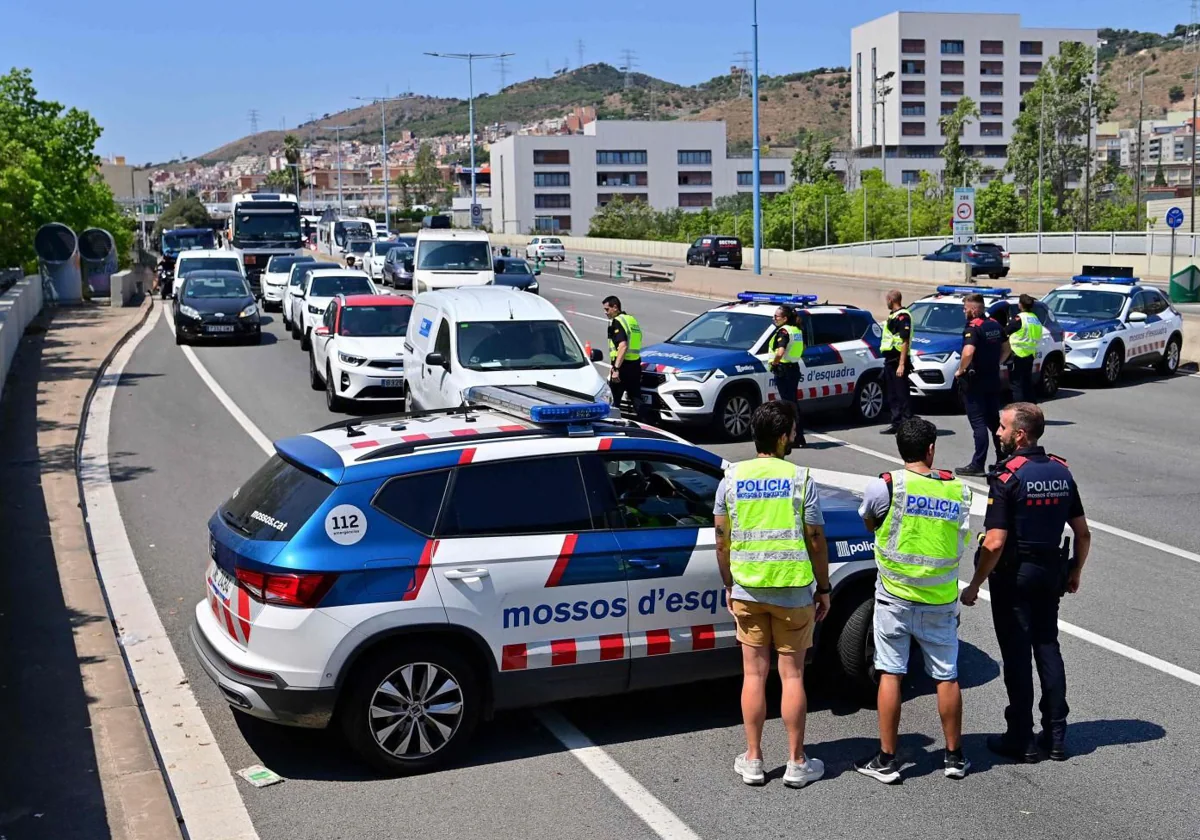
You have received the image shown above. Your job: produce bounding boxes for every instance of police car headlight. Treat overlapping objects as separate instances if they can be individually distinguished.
[921,352,953,364]
[1074,326,1116,341]
[674,369,715,383]
[594,383,613,404]
[338,351,367,366]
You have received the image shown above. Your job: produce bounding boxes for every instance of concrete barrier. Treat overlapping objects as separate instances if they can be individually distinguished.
[0,274,45,392]
[110,267,149,307]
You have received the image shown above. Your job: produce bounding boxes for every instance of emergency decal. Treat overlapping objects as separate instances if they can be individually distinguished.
[325,504,368,546]
[499,623,738,671]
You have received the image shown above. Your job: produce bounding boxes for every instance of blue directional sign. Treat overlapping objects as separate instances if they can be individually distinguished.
[1167,206,1184,229]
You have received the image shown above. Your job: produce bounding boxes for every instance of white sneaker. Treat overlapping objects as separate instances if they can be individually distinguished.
[783,757,825,788]
[734,752,766,785]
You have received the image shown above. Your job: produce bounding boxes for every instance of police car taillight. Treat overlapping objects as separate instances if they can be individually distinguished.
[465,384,615,424]
[935,285,1012,297]
[737,291,819,305]
[236,568,338,608]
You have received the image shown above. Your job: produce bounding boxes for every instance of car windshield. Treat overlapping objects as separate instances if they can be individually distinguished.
[395,235,417,248]
[186,275,249,299]
[497,260,532,275]
[457,320,586,370]
[667,311,772,350]
[542,237,562,245]
[334,221,373,245]
[310,275,373,297]
[180,258,241,276]
[340,305,412,337]
[163,231,215,251]
[346,240,373,254]
[418,239,492,270]
[974,243,1003,253]
[293,263,336,286]
[234,212,302,242]
[908,301,968,335]
[267,255,311,273]
[373,242,402,256]
[1042,289,1127,321]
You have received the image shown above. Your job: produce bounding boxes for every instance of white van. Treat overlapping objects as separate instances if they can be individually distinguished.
[173,249,245,297]
[412,228,494,294]
[404,287,609,410]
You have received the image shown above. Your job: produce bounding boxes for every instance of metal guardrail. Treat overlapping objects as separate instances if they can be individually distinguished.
[798,231,1200,259]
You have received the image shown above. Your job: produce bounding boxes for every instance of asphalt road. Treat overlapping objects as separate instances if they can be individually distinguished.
[106,280,1200,840]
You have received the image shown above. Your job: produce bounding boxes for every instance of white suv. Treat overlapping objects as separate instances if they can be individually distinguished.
[295,269,377,350]
[309,293,413,411]
[525,236,566,262]
[261,255,315,311]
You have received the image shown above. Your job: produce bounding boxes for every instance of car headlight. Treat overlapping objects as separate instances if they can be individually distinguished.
[308,304,322,314]
[338,351,367,366]
[528,280,539,290]
[238,304,258,319]
[1074,324,1120,341]
[674,369,715,383]
[920,352,954,363]
[594,383,614,404]
[178,305,201,320]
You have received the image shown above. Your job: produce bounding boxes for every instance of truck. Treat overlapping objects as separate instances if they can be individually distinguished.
[228,192,304,294]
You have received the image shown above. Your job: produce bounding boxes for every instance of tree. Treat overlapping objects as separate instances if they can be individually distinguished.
[152,196,210,247]
[939,96,980,187]
[975,179,1022,233]
[1169,85,1186,103]
[263,168,300,193]
[283,134,301,166]
[412,142,442,205]
[394,174,414,209]
[790,133,834,184]
[1153,160,1168,186]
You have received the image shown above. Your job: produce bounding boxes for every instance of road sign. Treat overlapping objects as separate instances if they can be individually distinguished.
[470,203,483,226]
[953,187,976,224]
[953,232,976,245]
[1167,206,1184,229]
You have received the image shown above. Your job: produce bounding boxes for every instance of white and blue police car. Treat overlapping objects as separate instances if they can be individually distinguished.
[906,285,1066,402]
[638,292,886,440]
[1042,273,1184,385]
[191,385,880,775]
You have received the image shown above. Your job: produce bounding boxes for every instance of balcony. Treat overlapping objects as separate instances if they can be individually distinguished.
[980,40,1004,55]
[1020,61,1042,76]
[980,61,1004,76]
[901,81,925,96]
[1020,41,1043,56]
[941,40,964,55]
[980,81,1004,97]
[901,102,926,116]
[941,82,964,96]
[941,60,964,75]
[902,39,925,54]
[901,122,927,137]
[901,60,925,75]
[980,122,1004,137]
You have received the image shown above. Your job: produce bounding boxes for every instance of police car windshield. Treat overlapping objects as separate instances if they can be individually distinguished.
[1042,289,1126,320]
[457,320,586,370]
[908,301,967,335]
[340,305,412,337]
[667,311,772,350]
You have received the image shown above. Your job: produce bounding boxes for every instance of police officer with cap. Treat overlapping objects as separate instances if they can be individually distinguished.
[879,290,915,434]
[955,293,1010,477]
[769,305,807,448]
[1006,294,1043,404]
[602,295,644,417]
[961,402,1091,762]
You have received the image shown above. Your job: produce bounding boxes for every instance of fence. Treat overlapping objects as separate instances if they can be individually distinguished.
[798,231,1200,259]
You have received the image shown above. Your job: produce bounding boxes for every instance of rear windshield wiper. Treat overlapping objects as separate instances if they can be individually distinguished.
[221,508,252,536]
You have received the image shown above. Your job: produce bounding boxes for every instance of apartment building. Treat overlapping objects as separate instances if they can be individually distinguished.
[850,12,1098,186]
[489,121,792,235]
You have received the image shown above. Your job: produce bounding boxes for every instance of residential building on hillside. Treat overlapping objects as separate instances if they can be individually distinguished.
[489,120,793,235]
[850,12,1098,186]
[1120,120,1200,188]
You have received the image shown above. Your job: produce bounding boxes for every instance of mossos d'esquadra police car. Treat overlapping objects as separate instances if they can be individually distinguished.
[1041,272,1184,385]
[638,292,887,440]
[192,385,879,775]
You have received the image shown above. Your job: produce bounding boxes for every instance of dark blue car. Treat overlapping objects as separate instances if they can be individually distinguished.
[924,241,1009,279]
[492,256,541,293]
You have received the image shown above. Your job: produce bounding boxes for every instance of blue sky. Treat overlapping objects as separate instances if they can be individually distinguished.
[1,0,1186,163]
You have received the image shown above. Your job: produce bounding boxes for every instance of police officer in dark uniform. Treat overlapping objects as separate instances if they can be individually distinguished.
[768,305,807,448]
[955,293,1009,477]
[961,402,1091,762]
[879,290,914,434]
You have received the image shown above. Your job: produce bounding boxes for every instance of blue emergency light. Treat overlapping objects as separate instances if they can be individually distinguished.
[736,291,819,305]
[935,285,1012,297]
[1071,275,1138,285]
[464,384,615,425]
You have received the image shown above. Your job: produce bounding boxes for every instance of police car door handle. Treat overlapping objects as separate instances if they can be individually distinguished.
[443,568,490,580]
[627,557,661,570]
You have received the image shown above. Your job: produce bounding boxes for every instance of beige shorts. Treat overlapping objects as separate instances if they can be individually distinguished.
[731,599,815,654]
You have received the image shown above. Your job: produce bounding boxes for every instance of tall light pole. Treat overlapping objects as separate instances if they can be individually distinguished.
[1192,61,1198,233]
[426,51,514,227]
[751,0,762,274]
[353,94,413,234]
[874,71,895,185]
[324,125,350,214]
[1135,70,1145,230]
[1037,93,1044,235]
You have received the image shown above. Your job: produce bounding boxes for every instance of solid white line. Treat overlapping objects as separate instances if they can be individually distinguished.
[82,302,260,840]
[573,312,610,322]
[536,711,702,840]
[548,287,595,297]
[671,310,701,317]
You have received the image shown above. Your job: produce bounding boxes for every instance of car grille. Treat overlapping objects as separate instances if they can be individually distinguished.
[642,372,668,388]
[367,360,405,371]
[356,385,407,399]
[917,370,946,385]
[673,390,704,407]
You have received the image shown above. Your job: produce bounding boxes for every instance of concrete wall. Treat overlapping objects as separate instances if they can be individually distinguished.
[0,274,45,392]
[110,267,149,307]
[1008,252,1198,279]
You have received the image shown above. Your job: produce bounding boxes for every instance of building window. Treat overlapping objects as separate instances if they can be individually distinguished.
[941,60,964,75]
[1020,82,1035,95]
[596,193,646,207]
[941,81,964,96]
[901,122,926,136]
[678,171,713,186]
[1020,61,1042,76]
[901,60,924,75]
[942,101,958,116]
[901,80,925,96]
[941,40,964,54]
[901,101,926,116]
[534,194,571,209]
[597,171,648,187]
[980,123,1004,137]
[533,172,570,187]
[533,149,569,165]
[980,61,1004,76]
[737,171,785,186]
[980,81,1003,97]
[678,192,713,208]
[534,215,572,233]
[596,150,647,165]
[1020,41,1043,55]
[901,170,921,184]
[677,150,712,165]
[980,40,1004,55]
[902,39,925,54]
[981,101,1004,117]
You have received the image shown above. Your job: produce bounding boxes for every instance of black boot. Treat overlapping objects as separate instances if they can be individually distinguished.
[1037,721,1068,761]
[986,733,1038,763]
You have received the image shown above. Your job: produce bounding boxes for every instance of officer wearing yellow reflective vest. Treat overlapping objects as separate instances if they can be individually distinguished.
[880,290,915,434]
[602,295,644,417]
[769,305,807,447]
[1006,294,1044,404]
[855,417,974,784]
[714,401,830,788]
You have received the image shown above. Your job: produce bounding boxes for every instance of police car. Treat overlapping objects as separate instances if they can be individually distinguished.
[1042,274,1184,385]
[906,286,1066,402]
[639,292,887,441]
[191,385,879,775]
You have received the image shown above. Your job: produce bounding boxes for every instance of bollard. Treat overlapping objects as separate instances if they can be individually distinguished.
[575,255,584,278]
[616,259,623,280]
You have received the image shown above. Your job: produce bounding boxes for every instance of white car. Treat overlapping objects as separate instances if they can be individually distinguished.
[173,250,245,297]
[284,261,339,336]
[261,255,315,311]
[525,236,566,262]
[375,227,392,240]
[412,228,494,294]
[364,241,405,283]
[309,293,412,411]
[295,269,377,351]
[403,287,609,411]
[638,292,887,440]
[1043,273,1184,384]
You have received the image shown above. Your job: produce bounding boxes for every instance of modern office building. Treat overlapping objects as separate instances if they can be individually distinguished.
[489,121,792,235]
[850,12,1098,186]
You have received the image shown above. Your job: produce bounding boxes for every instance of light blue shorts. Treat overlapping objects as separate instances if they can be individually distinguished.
[873,599,960,681]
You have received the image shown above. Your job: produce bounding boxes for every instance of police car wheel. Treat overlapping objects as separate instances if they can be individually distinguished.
[834,596,878,700]
[1039,356,1062,398]
[341,643,480,776]
[852,375,885,422]
[1157,336,1181,375]
[715,389,757,441]
[1100,345,1123,386]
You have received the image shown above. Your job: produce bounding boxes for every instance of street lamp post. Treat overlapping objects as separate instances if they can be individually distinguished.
[353,95,413,235]
[751,0,762,274]
[874,71,895,185]
[324,125,350,213]
[426,51,514,228]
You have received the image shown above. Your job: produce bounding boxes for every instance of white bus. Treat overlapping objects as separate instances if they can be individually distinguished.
[229,193,303,291]
[317,216,376,256]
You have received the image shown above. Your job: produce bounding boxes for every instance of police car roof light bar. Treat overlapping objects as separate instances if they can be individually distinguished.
[1071,275,1139,285]
[935,285,1012,298]
[736,291,820,306]
[464,384,616,426]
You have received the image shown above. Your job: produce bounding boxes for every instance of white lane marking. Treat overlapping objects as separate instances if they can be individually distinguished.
[172,312,702,838]
[548,287,595,297]
[82,302,261,840]
[573,312,610,322]
[536,710,701,840]
[671,310,701,317]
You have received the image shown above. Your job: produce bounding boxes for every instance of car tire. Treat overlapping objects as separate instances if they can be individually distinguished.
[325,363,346,412]
[339,641,480,777]
[851,373,885,423]
[1038,355,1063,399]
[1157,334,1182,375]
[291,317,302,341]
[301,328,312,352]
[309,350,324,390]
[714,387,758,441]
[174,328,184,346]
[834,595,878,702]
[1099,344,1123,386]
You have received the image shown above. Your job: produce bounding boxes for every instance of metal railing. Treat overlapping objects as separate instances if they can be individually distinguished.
[798,231,1200,259]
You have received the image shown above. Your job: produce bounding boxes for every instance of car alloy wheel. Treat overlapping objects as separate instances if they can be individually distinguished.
[722,394,753,439]
[855,377,885,422]
[1039,357,1062,398]
[1102,345,1123,385]
[367,662,465,760]
[1159,338,1181,374]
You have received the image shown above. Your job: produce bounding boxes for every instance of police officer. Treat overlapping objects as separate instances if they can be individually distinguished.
[602,295,644,416]
[961,402,1091,762]
[955,293,1010,477]
[1006,294,1043,404]
[769,305,807,448]
[879,290,914,434]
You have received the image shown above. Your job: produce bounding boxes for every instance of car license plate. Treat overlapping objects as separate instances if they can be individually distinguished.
[209,563,236,604]
[640,394,654,405]
[206,325,235,333]
[381,378,404,388]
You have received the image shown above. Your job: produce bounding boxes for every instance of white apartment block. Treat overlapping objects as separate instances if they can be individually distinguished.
[850,12,1097,186]
[1119,121,1200,188]
[489,121,792,235]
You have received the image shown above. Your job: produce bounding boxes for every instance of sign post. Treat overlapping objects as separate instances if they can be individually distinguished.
[470,203,483,228]
[953,187,976,282]
[1167,206,1184,281]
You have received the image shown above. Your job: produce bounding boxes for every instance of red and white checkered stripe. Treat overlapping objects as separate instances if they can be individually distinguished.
[767,381,854,402]
[499,622,738,671]
[1129,338,1168,356]
[208,583,252,646]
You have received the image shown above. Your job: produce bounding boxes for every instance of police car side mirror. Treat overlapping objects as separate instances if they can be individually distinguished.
[1127,311,1148,323]
[591,348,604,362]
